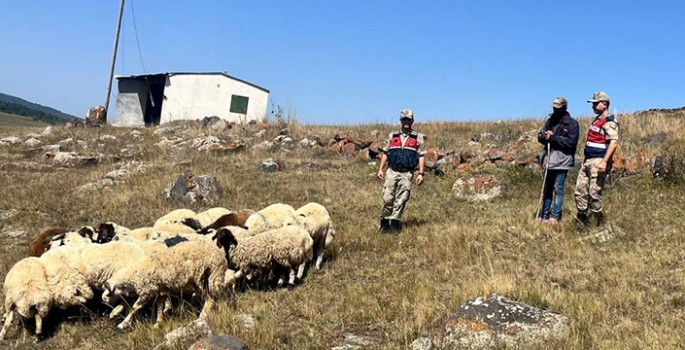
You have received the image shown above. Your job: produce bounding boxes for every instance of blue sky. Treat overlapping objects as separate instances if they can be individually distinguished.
[1,1,683,125]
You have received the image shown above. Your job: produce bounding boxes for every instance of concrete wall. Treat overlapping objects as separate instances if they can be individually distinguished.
[160,74,269,124]
[113,79,148,127]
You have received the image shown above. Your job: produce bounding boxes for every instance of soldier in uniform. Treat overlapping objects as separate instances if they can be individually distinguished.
[574,91,619,229]
[376,109,426,234]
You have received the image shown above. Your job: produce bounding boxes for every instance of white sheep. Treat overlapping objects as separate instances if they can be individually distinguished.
[282,202,337,270]
[153,208,197,228]
[1,232,93,340]
[213,225,313,287]
[181,207,233,231]
[103,238,234,329]
[0,257,51,340]
[243,203,295,234]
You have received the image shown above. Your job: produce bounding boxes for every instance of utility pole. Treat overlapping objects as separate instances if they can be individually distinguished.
[103,0,126,118]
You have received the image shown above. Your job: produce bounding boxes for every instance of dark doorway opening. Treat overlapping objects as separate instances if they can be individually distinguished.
[143,75,166,126]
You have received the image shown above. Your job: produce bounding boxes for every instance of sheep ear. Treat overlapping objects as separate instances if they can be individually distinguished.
[77,226,94,239]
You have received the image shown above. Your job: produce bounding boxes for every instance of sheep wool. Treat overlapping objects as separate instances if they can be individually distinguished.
[283,202,336,270]
[153,208,197,228]
[244,203,295,234]
[0,257,52,340]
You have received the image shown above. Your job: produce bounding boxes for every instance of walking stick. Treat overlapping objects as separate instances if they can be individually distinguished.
[535,143,551,220]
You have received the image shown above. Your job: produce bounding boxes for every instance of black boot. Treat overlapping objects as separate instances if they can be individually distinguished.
[389,220,402,235]
[593,211,605,228]
[575,211,590,231]
[378,218,391,233]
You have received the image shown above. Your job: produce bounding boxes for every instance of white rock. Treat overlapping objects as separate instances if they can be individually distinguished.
[41,126,54,136]
[99,135,117,142]
[24,138,42,147]
[0,137,22,145]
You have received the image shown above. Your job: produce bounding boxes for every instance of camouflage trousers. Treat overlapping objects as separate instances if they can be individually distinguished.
[574,157,612,214]
[380,168,413,221]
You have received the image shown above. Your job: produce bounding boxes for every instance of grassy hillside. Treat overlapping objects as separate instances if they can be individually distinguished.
[0,111,49,127]
[0,109,683,349]
[0,92,75,121]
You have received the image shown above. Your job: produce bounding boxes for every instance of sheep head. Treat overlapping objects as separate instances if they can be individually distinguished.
[96,223,117,243]
[77,226,96,240]
[181,217,203,232]
[212,227,238,251]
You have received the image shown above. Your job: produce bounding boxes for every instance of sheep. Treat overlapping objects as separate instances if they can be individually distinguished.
[96,222,131,243]
[0,257,51,340]
[282,202,337,270]
[102,238,234,329]
[28,227,70,257]
[1,233,94,340]
[243,203,295,234]
[179,207,233,231]
[187,209,256,235]
[213,225,313,287]
[153,208,196,228]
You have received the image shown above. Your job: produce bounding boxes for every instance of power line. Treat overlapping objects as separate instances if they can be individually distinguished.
[129,0,146,73]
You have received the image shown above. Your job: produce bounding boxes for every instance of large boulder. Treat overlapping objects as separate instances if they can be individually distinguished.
[432,293,569,349]
[164,170,224,205]
[85,105,107,126]
[188,335,249,350]
[452,175,501,201]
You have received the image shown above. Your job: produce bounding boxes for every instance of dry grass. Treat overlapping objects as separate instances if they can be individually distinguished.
[0,112,49,127]
[0,109,684,350]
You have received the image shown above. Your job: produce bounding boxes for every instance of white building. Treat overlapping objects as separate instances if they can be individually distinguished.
[113,72,269,127]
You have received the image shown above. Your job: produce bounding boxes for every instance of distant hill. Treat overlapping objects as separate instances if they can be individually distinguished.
[0,111,49,127]
[0,92,78,125]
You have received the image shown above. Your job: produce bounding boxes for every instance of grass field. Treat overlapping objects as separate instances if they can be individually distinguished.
[0,108,684,350]
[0,112,49,127]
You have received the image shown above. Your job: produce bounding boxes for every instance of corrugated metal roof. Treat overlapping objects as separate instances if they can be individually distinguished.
[115,72,269,93]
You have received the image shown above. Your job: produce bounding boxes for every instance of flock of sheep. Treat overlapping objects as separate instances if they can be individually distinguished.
[0,202,336,340]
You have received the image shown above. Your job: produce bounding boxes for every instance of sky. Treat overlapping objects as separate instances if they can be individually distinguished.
[0,1,683,125]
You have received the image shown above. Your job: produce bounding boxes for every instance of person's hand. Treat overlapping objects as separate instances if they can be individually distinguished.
[416,173,424,185]
[597,160,607,174]
[544,130,554,140]
[377,170,384,180]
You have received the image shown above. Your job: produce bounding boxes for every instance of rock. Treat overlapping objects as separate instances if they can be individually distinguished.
[253,129,267,138]
[41,126,54,136]
[580,225,624,243]
[65,118,85,129]
[154,127,175,135]
[46,152,78,167]
[155,137,177,148]
[259,158,281,172]
[188,335,248,350]
[0,229,27,238]
[433,293,569,349]
[516,154,538,167]
[24,138,42,147]
[370,130,380,137]
[164,318,212,346]
[425,148,438,167]
[77,179,114,192]
[331,333,377,350]
[455,163,471,177]
[0,136,22,145]
[452,175,501,201]
[459,149,476,164]
[86,105,107,126]
[42,144,61,152]
[341,143,357,157]
[643,132,667,145]
[130,130,142,138]
[232,314,255,329]
[99,135,117,142]
[26,133,41,139]
[210,119,228,133]
[0,209,18,221]
[164,170,224,205]
[279,128,289,135]
[207,143,245,155]
[105,169,130,180]
[486,148,502,161]
[274,135,295,149]
[58,138,73,146]
[253,140,275,151]
[471,134,481,143]
[411,337,433,350]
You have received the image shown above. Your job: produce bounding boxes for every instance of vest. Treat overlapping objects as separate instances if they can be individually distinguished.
[387,130,419,171]
[584,115,616,158]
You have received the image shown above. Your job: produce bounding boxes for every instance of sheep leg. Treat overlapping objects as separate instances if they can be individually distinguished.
[163,296,173,315]
[288,269,297,285]
[109,304,126,319]
[0,310,14,340]
[117,296,148,330]
[153,296,166,329]
[315,237,326,270]
[296,262,306,280]
[34,314,43,337]
[198,297,215,320]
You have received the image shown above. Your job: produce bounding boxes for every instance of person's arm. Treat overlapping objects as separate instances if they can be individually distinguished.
[598,122,619,173]
[377,153,388,180]
[549,121,579,151]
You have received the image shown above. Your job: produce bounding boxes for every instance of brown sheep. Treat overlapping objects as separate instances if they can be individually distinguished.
[185,209,256,235]
[28,228,70,257]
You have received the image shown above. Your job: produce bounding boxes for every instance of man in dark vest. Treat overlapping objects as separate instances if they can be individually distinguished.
[376,109,426,234]
[536,97,580,225]
[574,91,619,229]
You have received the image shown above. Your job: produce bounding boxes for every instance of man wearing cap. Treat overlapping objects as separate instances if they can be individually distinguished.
[574,91,619,229]
[536,97,580,225]
[376,109,426,234]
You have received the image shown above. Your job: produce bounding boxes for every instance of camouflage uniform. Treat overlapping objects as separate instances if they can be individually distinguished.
[574,92,619,226]
[380,110,426,231]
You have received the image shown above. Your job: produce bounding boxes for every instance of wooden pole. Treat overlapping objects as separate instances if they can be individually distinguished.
[103,0,126,118]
